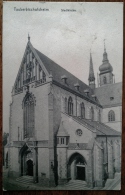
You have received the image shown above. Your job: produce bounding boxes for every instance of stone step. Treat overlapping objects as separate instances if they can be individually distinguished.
[16,176,33,184]
[65,180,87,185]
[65,182,87,187]
[64,180,88,190]
[103,173,121,190]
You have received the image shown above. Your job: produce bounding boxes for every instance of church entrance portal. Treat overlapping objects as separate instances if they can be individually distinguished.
[19,144,34,177]
[76,166,85,180]
[68,153,86,181]
[26,159,33,176]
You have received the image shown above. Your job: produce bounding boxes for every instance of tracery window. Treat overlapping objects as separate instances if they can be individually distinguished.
[81,102,85,118]
[108,110,115,122]
[24,94,35,138]
[76,129,83,136]
[68,97,73,115]
[90,106,94,121]
[65,97,67,113]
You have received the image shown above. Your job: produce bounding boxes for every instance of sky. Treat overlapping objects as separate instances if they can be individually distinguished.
[3,2,123,133]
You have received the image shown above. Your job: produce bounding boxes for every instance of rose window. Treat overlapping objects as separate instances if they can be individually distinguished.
[76,129,83,136]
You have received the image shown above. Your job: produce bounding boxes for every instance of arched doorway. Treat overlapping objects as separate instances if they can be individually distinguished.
[68,153,86,181]
[19,144,34,177]
[19,143,38,183]
[26,159,33,176]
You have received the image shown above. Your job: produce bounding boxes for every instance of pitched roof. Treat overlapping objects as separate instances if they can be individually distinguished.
[57,121,69,137]
[72,116,121,136]
[35,49,101,106]
[94,82,122,107]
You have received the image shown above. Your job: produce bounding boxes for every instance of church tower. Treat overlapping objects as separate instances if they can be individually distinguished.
[88,51,96,89]
[99,40,114,86]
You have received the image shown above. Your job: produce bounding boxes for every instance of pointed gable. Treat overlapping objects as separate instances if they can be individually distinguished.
[57,121,69,137]
[13,38,49,95]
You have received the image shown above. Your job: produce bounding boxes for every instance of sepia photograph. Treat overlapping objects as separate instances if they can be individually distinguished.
[3,1,123,191]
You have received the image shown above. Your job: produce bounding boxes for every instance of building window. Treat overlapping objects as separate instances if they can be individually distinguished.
[81,102,85,118]
[57,137,59,144]
[61,137,65,144]
[108,110,115,122]
[99,110,101,122]
[101,141,104,148]
[42,71,46,82]
[65,97,67,113]
[66,137,69,145]
[68,97,73,115]
[90,106,94,121]
[24,94,35,138]
[76,129,83,136]
[103,76,107,84]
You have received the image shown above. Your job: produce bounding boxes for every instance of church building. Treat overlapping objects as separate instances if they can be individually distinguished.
[7,36,122,188]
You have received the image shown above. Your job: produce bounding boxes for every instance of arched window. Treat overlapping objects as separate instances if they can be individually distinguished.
[99,110,101,122]
[101,141,104,148]
[68,97,73,115]
[24,94,35,138]
[90,106,94,121]
[103,76,107,84]
[81,102,85,118]
[65,97,67,113]
[108,110,115,122]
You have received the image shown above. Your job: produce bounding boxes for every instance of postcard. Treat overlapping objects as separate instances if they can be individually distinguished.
[3,1,123,190]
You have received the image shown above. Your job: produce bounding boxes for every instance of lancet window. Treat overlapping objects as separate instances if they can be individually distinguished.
[99,110,101,122]
[68,97,73,115]
[24,94,35,138]
[90,106,94,121]
[81,102,85,118]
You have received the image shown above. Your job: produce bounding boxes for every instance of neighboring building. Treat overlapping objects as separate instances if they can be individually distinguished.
[7,36,121,188]
[3,133,9,167]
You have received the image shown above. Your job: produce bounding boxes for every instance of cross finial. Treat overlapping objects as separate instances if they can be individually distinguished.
[28,33,30,41]
[104,39,106,52]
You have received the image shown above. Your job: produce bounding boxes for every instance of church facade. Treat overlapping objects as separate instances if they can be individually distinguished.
[7,36,122,188]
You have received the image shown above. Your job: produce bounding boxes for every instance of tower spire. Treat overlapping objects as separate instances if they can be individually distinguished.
[99,41,113,86]
[104,39,106,52]
[88,50,95,89]
[28,33,30,42]
[103,39,108,62]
